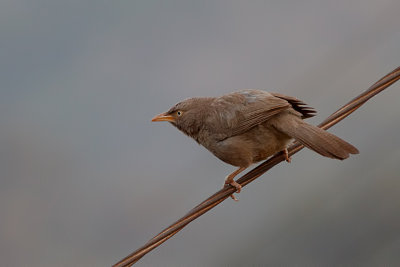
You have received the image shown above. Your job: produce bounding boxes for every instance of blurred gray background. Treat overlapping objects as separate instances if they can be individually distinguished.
[1,1,400,266]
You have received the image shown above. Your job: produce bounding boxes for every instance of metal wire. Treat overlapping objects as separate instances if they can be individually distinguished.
[113,66,400,267]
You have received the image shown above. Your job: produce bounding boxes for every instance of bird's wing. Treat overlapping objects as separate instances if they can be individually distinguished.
[208,90,291,139]
[270,92,316,119]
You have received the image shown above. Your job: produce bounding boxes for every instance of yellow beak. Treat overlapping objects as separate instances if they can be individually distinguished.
[151,112,176,122]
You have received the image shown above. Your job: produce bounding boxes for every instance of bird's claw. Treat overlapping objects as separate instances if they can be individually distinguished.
[230,194,239,201]
[225,180,242,201]
[283,148,291,163]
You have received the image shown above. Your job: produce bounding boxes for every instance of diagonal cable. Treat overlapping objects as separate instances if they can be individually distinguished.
[113,66,400,267]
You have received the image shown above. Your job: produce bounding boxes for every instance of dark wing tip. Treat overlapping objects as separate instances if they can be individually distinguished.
[271,92,317,119]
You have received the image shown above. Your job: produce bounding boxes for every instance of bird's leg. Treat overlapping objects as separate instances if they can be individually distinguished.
[283,148,291,163]
[224,166,247,201]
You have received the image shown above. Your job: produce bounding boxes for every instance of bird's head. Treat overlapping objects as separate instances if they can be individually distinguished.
[151,97,213,140]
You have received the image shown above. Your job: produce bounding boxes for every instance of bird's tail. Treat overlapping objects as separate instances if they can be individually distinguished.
[273,114,359,160]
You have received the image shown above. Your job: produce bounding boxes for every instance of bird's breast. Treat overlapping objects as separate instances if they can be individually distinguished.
[198,123,292,167]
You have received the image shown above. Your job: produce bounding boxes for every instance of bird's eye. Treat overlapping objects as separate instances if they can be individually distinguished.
[176,111,183,116]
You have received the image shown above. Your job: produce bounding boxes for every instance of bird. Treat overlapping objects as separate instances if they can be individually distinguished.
[152,90,359,200]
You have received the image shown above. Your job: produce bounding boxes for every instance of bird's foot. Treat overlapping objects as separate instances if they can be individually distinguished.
[283,148,291,163]
[224,180,242,201]
[224,167,246,201]
[229,180,242,194]
[230,194,239,201]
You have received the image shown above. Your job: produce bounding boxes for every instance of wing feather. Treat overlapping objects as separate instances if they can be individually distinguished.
[271,92,316,119]
[208,90,290,140]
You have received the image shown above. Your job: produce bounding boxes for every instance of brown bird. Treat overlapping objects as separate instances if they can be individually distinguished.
[152,90,358,200]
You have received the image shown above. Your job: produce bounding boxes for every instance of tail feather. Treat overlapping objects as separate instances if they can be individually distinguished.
[273,115,359,160]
